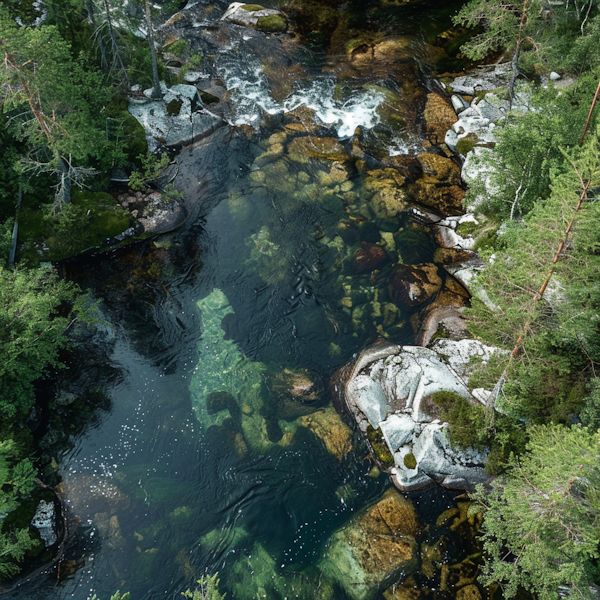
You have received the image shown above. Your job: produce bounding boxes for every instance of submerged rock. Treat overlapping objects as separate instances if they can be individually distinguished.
[388,263,442,307]
[320,488,419,600]
[190,288,297,453]
[287,136,349,163]
[299,407,353,462]
[352,242,390,274]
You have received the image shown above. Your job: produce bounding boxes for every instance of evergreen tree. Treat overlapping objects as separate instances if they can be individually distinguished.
[0,7,117,211]
[472,425,600,600]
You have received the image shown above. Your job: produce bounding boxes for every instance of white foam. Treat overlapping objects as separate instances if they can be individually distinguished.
[217,49,384,138]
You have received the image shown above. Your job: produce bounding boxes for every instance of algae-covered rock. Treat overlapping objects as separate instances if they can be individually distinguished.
[229,542,332,600]
[287,136,349,163]
[94,513,126,549]
[299,407,353,462]
[320,488,419,600]
[221,3,288,32]
[257,14,287,32]
[190,289,285,453]
[200,525,250,554]
[423,92,457,145]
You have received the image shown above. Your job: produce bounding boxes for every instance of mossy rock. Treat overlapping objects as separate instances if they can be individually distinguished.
[456,133,480,156]
[199,90,219,104]
[241,3,265,10]
[257,14,287,32]
[367,425,394,468]
[166,98,183,116]
[18,191,134,262]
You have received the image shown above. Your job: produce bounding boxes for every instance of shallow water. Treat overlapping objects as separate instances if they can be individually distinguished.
[17,3,480,599]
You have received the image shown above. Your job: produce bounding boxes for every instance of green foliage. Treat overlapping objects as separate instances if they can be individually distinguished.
[18,190,133,262]
[432,391,487,450]
[182,574,226,600]
[165,38,190,58]
[469,77,599,222]
[454,0,600,73]
[0,266,84,423]
[472,425,600,600]
[0,439,38,579]
[467,131,600,423]
[88,591,131,600]
[177,54,203,85]
[129,152,171,191]
[431,392,527,473]
[580,378,600,432]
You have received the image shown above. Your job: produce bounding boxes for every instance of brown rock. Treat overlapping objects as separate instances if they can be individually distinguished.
[383,578,423,600]
[321,488,419,600]
[407,181,465,216]
[287,136,349,163]
[433,247,476,265]
[423,92,457,145]
[389,263,442,307]
[352,242,390,274]
[456,585,482,600]
[299,407,353,462]
[417,153,462,185]
[371,187,408,219]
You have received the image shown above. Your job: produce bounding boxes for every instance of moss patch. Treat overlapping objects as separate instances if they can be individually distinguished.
[456,133,480,156]
[257,14,287,32]
[18,190,134,262]
[431,391,486,451]
[367,425,394,468]
[241,3,265,10]
[403,452,417,469]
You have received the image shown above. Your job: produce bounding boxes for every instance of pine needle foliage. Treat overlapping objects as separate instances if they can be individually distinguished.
[471,425,600,600]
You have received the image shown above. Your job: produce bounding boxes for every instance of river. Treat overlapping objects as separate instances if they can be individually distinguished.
[18,1,486,599]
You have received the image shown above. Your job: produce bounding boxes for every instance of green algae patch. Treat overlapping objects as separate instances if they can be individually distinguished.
[241,4,264,10]
[257,14,287,32]
[190,288,296,453]
[18,190,134,263]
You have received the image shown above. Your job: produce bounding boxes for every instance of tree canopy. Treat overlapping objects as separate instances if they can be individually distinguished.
[472,425,600,600]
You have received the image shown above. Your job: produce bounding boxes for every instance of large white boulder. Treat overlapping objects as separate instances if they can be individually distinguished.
[338,341,492,491]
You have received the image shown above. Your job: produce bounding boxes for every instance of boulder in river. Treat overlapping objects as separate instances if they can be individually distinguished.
[331,339,490,491]
[388,263,442,308]
[221,3,287,32]
[287,136,349,163]
[423,92,457,145]
[320,488,419,600]
[299,407,353,462]
[352,242,390,274]
[129,84,224,149]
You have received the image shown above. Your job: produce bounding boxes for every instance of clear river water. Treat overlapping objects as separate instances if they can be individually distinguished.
[16,1,485,599]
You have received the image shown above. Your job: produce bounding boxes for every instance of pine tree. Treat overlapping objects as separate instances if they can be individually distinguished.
[471,425,600,600]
